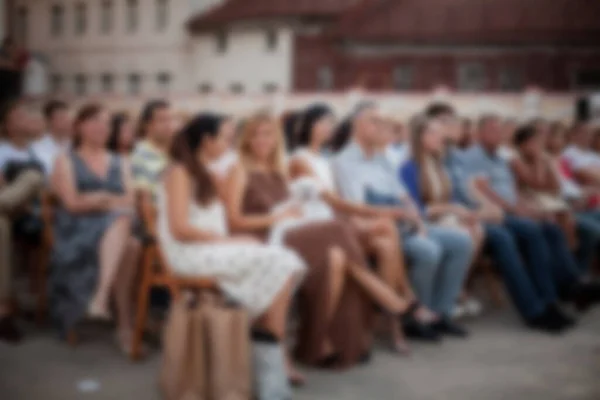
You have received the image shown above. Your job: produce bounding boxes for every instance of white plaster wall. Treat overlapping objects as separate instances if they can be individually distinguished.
[192,25,294,94]
[13,0,224,95]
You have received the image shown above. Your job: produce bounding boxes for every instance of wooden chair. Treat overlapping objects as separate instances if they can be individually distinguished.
[131,191,217,361]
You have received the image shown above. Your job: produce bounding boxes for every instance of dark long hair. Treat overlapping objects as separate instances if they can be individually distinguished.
[170,113,225,205]
[282,111,301,152]
[294,103,332,150]
[73,103,103,149]
[107,112,132,153]
[328,118,352,153]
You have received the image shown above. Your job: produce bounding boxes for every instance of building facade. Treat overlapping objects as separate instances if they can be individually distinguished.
[7,0,600,98]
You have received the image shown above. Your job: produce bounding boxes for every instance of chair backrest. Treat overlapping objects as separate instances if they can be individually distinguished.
[40,191,59,248]
[137,190,158,237]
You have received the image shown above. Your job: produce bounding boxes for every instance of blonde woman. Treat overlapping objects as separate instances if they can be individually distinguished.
[225,113,424,369]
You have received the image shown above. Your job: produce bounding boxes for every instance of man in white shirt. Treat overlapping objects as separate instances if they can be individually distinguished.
[30,100,71,178]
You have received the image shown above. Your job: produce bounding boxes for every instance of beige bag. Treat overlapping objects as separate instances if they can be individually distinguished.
[160,299,207,400]
[204,299,252,400]
[159,295,251,400]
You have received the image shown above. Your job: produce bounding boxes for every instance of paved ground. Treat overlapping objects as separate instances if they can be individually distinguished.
[1,308,599,400]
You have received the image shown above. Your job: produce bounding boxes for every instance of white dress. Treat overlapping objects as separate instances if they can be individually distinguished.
[157,185,306,318]
[292,148,336,192]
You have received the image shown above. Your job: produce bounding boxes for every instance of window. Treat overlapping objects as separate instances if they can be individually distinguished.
[16,7,28,45]
[51,74,63,93]
[51,4,64,37]
[317,66,334,90]
[74,2,87,35]
[101,73,114,93]
[157,72,171,92]
[126,0,139,33]
[265,29,278,51]
[264,83,278,94]
[128,73,142,95]
[393,65,414,91]
[216,31,228,53]
[100,0,113,34]
[156,0,169,31]
[198,83,213,94]
[457,62,487,92]
[230,83,244,95]
[498,67,523,92]
[74,74,87,96]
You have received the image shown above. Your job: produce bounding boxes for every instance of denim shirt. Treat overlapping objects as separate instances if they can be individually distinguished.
[460,145,518,206]
[331,141,407,204]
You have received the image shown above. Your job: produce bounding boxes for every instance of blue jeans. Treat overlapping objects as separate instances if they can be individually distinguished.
[575,210,600,273]
[403,226,474,316]
[503,216,580,303]
[483,224,546,319]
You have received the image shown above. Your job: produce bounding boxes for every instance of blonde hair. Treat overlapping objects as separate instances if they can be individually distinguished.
[237,111,287,176]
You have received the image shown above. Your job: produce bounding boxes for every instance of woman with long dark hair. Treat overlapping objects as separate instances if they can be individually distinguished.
[156,112,306,383]
[50,104,140,353]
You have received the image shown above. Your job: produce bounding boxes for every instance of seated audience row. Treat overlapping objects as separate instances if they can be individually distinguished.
[1,97,600,394]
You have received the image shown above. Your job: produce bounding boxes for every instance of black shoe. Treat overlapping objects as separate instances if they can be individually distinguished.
[571,282,600,312]
[527,307,568,334]
[432,317,469,338]
[0,317,23,344]
[402,314,441,342]
[547,304,576,328]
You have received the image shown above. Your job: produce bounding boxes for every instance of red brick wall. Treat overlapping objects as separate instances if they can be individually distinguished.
[293,36,600,92]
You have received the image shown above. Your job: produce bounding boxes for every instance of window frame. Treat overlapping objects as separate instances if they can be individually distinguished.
[128,73,142,95]
[51,4,64,37]
[126,0,139,34]
[74,74,87,96]
[216,31,228,54]
[155,0,169,32]
[101,73,114,94]
[457,61,487,92]
[74,2,87,36]
[392,64,414,91]
[100,0,113,34]
[317,66,334,90]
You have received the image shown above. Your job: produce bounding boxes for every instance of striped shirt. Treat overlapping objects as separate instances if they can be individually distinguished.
[131,140,168,201]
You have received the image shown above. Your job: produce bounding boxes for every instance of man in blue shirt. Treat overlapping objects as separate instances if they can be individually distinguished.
[332,103,474,338]
[460,115,600,320]
[427,103,576,332]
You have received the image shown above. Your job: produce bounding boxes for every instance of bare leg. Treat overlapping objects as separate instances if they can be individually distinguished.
[369,235,410,354]
[114,237,141,353]
[347,262,408,314]
[89,216,132,318]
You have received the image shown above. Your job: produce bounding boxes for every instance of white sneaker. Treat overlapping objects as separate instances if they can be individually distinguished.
[451,304,467,320]
[464,298,483,318]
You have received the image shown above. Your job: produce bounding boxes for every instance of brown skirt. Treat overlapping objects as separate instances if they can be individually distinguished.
[285,219,374,369]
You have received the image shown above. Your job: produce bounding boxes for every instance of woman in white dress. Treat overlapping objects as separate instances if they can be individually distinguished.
[157,113,306,381]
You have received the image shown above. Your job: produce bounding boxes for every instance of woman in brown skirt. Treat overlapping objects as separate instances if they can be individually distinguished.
[225,113,417,374]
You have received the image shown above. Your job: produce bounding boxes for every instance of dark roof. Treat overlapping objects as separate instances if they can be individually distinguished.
[188,0,359,32]
[329,0,600,45]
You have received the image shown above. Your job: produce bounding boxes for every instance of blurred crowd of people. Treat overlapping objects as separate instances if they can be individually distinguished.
[1,95,600,391]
